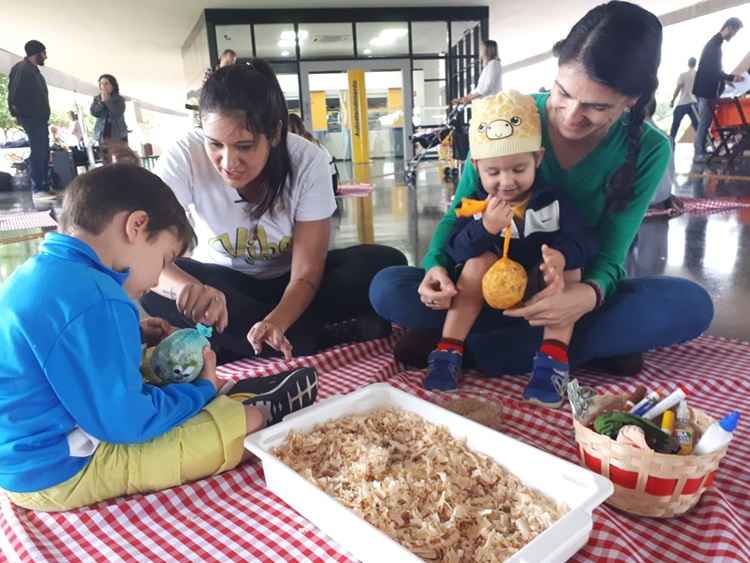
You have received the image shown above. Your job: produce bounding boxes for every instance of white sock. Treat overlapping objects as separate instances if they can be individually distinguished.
[249,400,272,426]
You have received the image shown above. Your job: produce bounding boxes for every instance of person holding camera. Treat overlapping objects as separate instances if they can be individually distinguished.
[90,74,128,165]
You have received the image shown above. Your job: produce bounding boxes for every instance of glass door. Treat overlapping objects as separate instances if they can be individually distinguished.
[299,59,413,163]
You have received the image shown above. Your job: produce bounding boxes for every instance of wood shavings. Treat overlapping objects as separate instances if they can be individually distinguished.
[274,408,567,562]
[438,398,504,432]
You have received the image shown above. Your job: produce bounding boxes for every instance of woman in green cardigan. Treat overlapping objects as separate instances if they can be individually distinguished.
[370,1,713,377]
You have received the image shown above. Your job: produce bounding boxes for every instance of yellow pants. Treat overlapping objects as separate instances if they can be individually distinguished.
[7,396,246,512]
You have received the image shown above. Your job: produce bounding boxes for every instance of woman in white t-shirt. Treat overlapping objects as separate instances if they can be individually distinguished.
[142,61,406,362]
[452,40,503,105]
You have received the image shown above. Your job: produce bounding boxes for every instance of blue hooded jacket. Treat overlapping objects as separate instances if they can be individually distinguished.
[0,233,215,493]
[446,178,599,272]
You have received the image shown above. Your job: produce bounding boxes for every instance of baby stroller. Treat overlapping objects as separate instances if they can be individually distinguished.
[406,105,469,185]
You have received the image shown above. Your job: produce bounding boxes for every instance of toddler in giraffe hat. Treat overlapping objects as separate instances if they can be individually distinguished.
[424,90,599,408]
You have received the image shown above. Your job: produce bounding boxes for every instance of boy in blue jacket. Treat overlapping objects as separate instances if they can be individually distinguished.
[425,91,597,407]
[0,164,317,511]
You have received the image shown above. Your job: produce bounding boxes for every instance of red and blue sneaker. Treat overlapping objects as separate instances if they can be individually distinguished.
[522,352,569,408]
[424,349,462,392]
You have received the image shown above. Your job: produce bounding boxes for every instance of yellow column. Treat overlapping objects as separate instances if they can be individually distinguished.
[348,69,374,243]
[347,69,369,164]
[310,91,328,131]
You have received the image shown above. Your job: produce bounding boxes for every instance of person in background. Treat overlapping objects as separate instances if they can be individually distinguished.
[219,49,238,68]
[202,49,238,85]
[647,100,683,215]
[90,74,128,165]
[67,111,84,147]
[669,57,699,142]
[693,17,743,163]
[7,40,53,200]
[452,40,503,105]
[288,113,338,195]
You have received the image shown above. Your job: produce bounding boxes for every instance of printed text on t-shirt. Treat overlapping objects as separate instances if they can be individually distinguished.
[209,226,292,264]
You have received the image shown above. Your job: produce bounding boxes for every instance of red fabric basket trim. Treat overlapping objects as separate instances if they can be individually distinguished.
[609,465,639,490]
[704,471,717,488]
[583,449,602,474]
[681,476,705,495]
[645,475,678,496]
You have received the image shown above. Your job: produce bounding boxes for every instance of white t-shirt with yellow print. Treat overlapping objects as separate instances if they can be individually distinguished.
[155,130,336,279]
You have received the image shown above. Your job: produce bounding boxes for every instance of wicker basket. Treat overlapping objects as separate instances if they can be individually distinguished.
[573,406,727,518]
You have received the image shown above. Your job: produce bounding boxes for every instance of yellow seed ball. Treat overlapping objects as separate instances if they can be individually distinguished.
[482,257,528,310]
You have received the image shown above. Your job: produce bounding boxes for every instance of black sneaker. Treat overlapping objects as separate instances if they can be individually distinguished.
[226,367,318,426]
[319,314,392,349]
[583,352,644,377]
[393,329,441,369]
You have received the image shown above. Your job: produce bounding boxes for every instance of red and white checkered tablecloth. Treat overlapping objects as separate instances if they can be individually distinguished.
[645,197,750,219]
[2,335,749,562]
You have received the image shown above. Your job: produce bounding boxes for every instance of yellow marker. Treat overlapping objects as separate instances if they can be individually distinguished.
[661,410,675,436]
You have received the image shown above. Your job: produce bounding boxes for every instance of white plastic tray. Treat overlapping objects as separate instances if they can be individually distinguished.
[245,383,612,563]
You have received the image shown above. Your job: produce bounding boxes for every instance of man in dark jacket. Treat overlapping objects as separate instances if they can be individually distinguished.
[693,18,743,162]
[8,40,53,198]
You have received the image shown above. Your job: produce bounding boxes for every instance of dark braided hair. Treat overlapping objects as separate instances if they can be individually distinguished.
[200,60,291,219]
[553,1,663,212]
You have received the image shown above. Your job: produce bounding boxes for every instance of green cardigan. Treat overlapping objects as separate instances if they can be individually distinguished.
[423,92,672,301]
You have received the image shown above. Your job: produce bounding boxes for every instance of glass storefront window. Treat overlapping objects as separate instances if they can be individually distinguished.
[413,60,447,127]
[412,22,448,56]
[415,58,446,81]
[215,25,253,59]
[451,20,480,55]
[356,22,409,57]
[299,23,354,58]
[254,23,296,59]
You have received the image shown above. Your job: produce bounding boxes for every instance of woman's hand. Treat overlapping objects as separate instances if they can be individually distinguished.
[140,317,176,347]
[418,266,458,310]
[504,282,597,327]
[482,196,513,235]
[247,320,293,360]
[176,282,229,332]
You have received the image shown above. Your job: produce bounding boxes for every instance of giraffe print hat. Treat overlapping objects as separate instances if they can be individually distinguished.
[469,90,542,160]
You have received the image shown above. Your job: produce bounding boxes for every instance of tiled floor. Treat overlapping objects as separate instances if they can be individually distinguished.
[2,143,750,340]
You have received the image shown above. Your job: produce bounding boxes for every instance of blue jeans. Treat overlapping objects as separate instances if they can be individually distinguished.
[19,117,50,193]
[369,266,714,376]
[670,103,698,140]
[693,98,714,157]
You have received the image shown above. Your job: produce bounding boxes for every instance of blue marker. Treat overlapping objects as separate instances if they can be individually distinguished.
[630,391,660,416]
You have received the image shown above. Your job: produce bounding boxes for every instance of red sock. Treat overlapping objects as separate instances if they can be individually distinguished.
[540,340,568,363]
[437,338,464,354]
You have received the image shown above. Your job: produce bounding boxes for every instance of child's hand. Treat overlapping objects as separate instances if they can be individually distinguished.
[533,245,566,302]
[198,347,219,391]
[140,317,176,347]
[247,320,293,360]
[482,196,513,235]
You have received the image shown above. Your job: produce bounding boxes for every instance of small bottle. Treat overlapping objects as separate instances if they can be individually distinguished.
[693,411,740,455]
[675,401,694,455]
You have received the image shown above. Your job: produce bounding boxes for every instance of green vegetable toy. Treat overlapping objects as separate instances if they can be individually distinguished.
[594,412,672,452]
